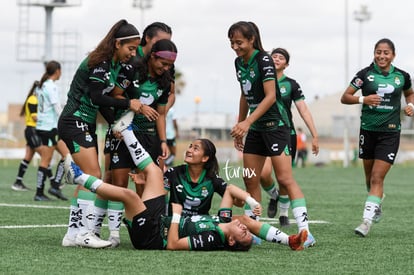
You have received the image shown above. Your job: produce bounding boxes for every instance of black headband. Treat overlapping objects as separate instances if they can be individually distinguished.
[271,48,290,64]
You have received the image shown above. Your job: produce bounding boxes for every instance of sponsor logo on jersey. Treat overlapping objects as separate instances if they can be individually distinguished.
[377,83,394,97]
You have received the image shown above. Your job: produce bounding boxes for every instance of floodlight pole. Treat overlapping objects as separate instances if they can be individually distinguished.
[44,6,54,63]
[343,0,350,168]
[354,5,371,68]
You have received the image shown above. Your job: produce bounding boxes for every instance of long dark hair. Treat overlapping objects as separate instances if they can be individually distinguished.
[39,60,61,88]
[227,21,265,52]
[140,22,172,46]
[88,19,140,68]
[136,39,177,90]
[197,138,219,178]
[20,81,40,116]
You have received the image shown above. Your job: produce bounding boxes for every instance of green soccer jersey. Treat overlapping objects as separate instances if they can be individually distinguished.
[61,58,125,124]
[234,50,288,131]
[350,63,412,132]
[164,164,227,216]
[161,215,226,251]
[117,72,169,135]
[279,75,305,135]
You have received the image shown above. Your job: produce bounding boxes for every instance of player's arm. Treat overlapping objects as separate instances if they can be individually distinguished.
[166,203,190,251]
[220,184,262,217]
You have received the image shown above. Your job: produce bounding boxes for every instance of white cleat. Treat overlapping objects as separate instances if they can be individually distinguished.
[75,232,112,248]
[64,156,83,185]
[112,111,134,133]
[108,235,121,248]
[62,234,77,247]
[355,220,371,237]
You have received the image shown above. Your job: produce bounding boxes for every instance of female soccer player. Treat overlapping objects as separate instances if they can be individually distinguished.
[110,39,177,189]
[34,60,69,201]
[11,81,42,191]
[341,38,414,237]
[164,138,229,216]
[64,149,308,251]
[228,21,315,247]
[260,48,319,226]
[58,19,141,248]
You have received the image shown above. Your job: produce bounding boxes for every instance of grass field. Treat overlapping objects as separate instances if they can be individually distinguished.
[1,159,414,274]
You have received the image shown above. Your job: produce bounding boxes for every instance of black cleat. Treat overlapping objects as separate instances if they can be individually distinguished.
[279,216,290,227]
[34,194,51,201]
[267,197,279,218]
[48,187,68,201]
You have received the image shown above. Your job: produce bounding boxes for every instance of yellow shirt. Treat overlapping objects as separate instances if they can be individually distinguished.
[25,95,38,127]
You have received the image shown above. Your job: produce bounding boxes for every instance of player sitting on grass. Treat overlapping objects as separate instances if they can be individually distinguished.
[64,128,307,250]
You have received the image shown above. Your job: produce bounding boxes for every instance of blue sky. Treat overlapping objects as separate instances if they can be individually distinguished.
[1,0,413,119]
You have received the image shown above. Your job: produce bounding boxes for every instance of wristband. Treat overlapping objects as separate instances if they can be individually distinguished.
[171,213,181,224]
[358,96,364,104]
[160,140,167,144]
[408,103,414,109]
[245,196,259,209]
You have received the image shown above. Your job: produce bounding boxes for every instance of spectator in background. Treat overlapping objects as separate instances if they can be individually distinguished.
[164,106,179,169]
[295,127,308,168]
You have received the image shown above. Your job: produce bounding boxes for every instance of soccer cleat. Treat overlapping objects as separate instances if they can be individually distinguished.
[267,197,278,218]
[34,194,51,201]
[48,187,68,201]
[11,182,30,191]
[62,234,77,247]
[112,110,134,133]
[373,193,386,223]
[279,216,290,227]
[355,220,371,237]
[108,235,121,248]
[75,232,112,248]
[288,229,308,251]
[64,157,83,185]
[304,232,316,248]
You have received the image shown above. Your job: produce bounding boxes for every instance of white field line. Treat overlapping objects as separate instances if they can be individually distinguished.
[0,203,69,209]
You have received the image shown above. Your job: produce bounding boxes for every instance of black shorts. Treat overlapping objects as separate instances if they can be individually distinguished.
[290,133,297,162]
[36,128,58,147]
[166,138,176,147]
[25,126,42,149]
[58,115,98,154]
[243,128,291,157]
[123,195,166,250]
[110,131,161,170]
[359,129,400,164]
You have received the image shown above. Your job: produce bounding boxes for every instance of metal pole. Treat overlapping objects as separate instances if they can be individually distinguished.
[343,0,350,168]
[44,6,54,63]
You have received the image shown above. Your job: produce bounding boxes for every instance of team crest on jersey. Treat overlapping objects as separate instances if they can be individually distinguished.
[201,187,209,197]
[157,89,163,97]
[280,86,287,94]
[249,67,255,78]
[394,76,401,86]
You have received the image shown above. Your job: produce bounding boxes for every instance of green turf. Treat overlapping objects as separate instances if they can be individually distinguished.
[1,160,413,274]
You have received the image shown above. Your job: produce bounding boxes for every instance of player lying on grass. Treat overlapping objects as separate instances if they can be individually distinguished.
[64,143,307,251]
